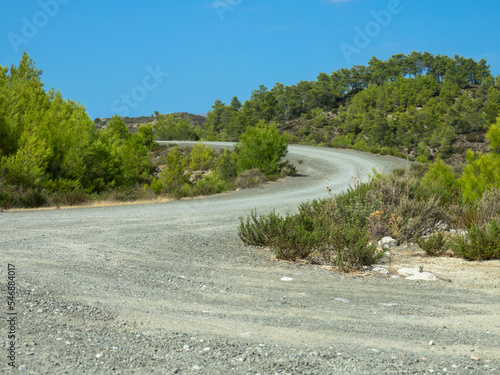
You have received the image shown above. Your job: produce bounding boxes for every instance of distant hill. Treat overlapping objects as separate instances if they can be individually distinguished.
[94,112,207,133]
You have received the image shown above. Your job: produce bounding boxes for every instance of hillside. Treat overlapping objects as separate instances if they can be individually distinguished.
[201,52,500,165]
[94,112,207,133]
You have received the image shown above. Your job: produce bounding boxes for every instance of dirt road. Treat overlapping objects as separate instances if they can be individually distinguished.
[2,145,499,374]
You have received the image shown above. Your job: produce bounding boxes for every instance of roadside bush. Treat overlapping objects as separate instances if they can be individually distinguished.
[460,150,500,204]
[101,186,147,202]
[327,223,383,272]
[165,183,192,200]
[477,188,500,223]
[189,143,214,171]
[55,188,90,206]
[149,178,164,195]
[17,188,48,208]
[0,184,17,209]
[334,186,381,227]
[153,114,200,141]
[416,232,448,256]
[238,209,285,247]
[215,149,238,180]
[367,210,392,240]
[239,198,384,271]
[235,169,266,189]
[194,172,228,196]
[270,216,318,261]
[452,220,500,260]
[420,159,458,205]
[159,146,188,190]
[235,121,288,177]
[394,196,449,240]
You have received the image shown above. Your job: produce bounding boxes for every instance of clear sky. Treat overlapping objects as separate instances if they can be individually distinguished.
[1,0,499,120]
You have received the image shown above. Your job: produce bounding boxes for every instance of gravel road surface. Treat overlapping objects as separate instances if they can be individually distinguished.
[2,144,499,374]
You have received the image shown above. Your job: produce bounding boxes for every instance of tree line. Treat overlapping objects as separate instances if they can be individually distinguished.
[0,53,292,208]
[199,52,500,160]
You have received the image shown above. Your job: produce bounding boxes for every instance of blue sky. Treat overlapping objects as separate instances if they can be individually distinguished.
[1,0,499,120]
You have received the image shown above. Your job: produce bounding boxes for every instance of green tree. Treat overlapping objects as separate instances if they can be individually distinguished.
[486,116,500,152]
[138,124,155,148]
[107,115,129,140]
[235,121,288,176]
[159,147,188,188]
[460,118,500,203]
[189,143,214,171]
[154,114,199,140]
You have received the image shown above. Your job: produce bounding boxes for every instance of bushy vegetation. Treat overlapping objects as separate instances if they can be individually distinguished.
[0,54,294,209]
[238,193,384,271]
[239,120,500,267]
[197,52,499,160]
[235,121,289,177]
[0,53,153,208]
[150,122,293,198]
[153,113,201,141]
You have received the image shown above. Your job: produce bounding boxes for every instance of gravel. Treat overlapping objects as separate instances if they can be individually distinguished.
[2,145,499,374]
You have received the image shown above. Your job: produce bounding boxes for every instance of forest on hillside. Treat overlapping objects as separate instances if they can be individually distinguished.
[200,52,500,161]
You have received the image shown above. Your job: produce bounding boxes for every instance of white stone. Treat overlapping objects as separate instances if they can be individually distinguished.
[377,237,399,249]
[397,267,421,277]
[372,266,390,275]
[398,267,438,281]
[406,272,438,281]
[280,277,293,281]
[450,229,467,237]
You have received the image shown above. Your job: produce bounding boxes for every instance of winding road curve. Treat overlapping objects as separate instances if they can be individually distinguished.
[2,144,499,374]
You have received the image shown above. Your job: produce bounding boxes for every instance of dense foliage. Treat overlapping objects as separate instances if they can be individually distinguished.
[0,53,152,208]
[239,119,500,265]
[0,53,292,208]
[203,52,500,160]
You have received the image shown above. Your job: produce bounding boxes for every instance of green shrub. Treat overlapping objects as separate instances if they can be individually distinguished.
[194,172,228,196]
[235,169,267,189]
[238,209,285,247]
[56,188,90,206]
[189,143,214,171]
[327,223,383,272]
[409,163,428,178]
[215,149,238,180]
[235,121,288,177]
[166,183,192,200]
[394,197,449,240]
[477,188,500,223]
[239,199,384,271]
[465,132,484,143]
[416,232,448,256]
[452,220,500,260]
[460,151,500,203]
[420,159,458,205]
[0,184,16,209]
[271,216,318,261]
[279,162,297,177]
[153,114,200,141]
[149,178,164,195]
[159,146,188,188]
[17,188,48,208]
